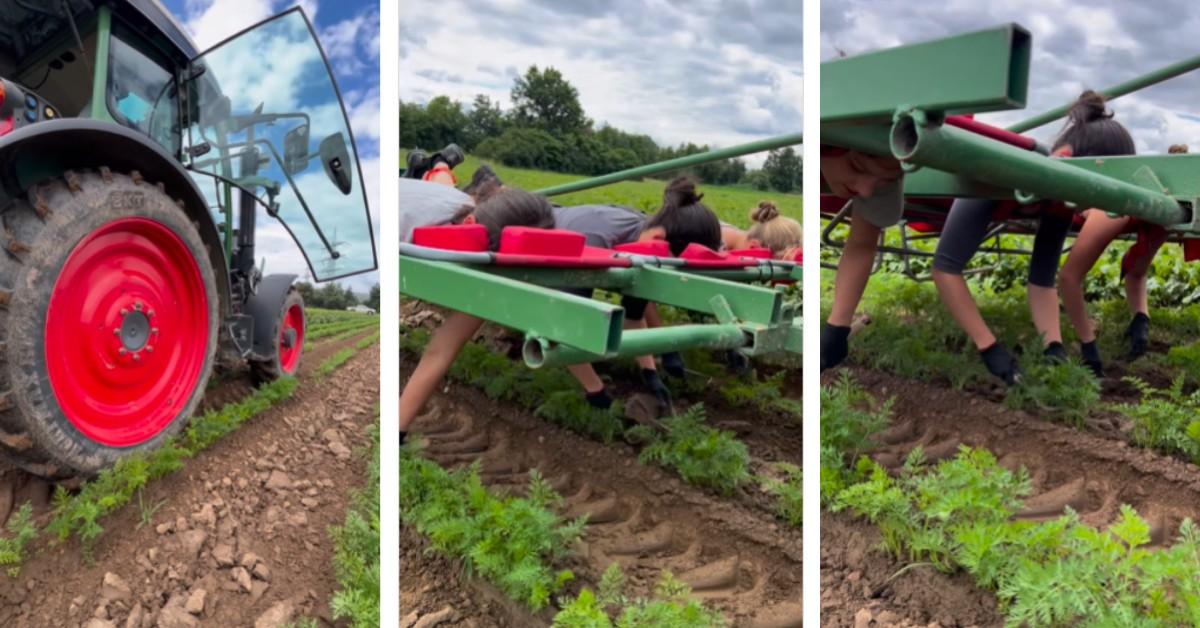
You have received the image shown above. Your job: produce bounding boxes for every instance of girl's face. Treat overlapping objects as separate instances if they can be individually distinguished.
[460,213,477,225]
[637,226,667,243]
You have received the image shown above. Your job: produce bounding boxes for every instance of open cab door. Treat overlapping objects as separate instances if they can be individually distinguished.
[180,7,376,282]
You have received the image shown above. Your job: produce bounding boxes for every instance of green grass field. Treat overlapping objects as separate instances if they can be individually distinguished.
[406,153,801,229]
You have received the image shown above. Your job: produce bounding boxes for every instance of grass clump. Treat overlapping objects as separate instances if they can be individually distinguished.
[629,405,751,496]
[1113,376,1200,465]
[0,503,36,577]
[719,370,801,419]
[329,424,380,627]
[552,563,725,627]
[47,376,298,553]
[820,373,891,502]
[761,463,801,527]
[400,449,583,610]
[535,391,627,443]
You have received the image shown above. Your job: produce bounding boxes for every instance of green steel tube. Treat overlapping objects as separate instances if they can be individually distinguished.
[523,324,749,369]
[890,110,1189,227]
[1008,54,1200,134]
[533,133,802,197]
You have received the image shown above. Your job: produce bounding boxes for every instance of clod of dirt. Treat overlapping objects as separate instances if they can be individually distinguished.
[157,593,199,628]
[265,470,292,490]
[178,529,207,560]
[183,588,206,614]
[253,599,296,628]
[100,572,132,604]
[83,619,117,628]
[212,542,235,567]
[412,606,457,628]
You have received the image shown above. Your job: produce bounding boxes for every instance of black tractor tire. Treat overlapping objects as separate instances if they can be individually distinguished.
[250,287,305,383]
[0,169,219,479]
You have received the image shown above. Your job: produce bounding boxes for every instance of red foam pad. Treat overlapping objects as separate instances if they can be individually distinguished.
[1185,240,1200,263]
[728,247,772,259]
[615,240,672,257]
[411,224,489,252]
[499,227,586,257]
[906,222,939,233]
[492,252,633,268]
[680,243,727,261]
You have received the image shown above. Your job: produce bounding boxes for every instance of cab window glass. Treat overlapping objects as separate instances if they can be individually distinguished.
[108,29,178,153]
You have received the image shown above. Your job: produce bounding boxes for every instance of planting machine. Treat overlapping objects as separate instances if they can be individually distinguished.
[0,2,376,477]
[400,136,802,377]
[821,25,1200,279]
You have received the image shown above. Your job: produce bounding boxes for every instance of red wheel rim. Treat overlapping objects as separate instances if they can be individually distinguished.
[45,218,209,447]
[278,303,304,374]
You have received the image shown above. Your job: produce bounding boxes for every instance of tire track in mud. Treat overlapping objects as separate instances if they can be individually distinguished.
[403,365,802,628]
[0,330,379,627]
[821,366,1200,627]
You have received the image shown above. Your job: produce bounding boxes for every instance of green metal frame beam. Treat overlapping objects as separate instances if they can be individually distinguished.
[533,133,802,197]
[626,266,783,325]
[399,256,623,355]
[523,325,748,369]
[1008,54,1200,133]
[890,110,1190,227]
[821,24,1031,126]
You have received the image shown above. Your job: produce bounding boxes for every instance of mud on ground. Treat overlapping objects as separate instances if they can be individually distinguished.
[0,331,379,628]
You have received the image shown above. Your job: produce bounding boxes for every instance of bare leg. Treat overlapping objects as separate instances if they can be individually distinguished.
[626,318,657,371]
[1027,285,1062,346]
[400,312,484,431]
[567,364,605,393]
[827,213,881,327]
[643,303,662,329]
[932,269,996,350]
[1123,237,1164,316]
[1059,211,1129,343]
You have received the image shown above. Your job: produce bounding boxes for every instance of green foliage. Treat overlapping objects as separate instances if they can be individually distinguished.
[630,405,751,496]
[553,564,725,627]
[330,425,380,627]
[1113,377,1200,464]
[826,445,1200,626]
[761,463,801,527]
[47,377,298,551]
[355,331,382,350]
[400,451,582,610]
[308,317,378,342]
[294,281,361,310]
[1165,342,1200,384]
[535,391,627,444]
[762,147,801,193]
[820,373,891,502]
[0,503,36,576]
[1004,360,1101,427]
[719,371,802,419]
[316,348,358,379]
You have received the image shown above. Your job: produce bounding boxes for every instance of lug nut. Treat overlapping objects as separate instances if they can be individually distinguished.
[132,354,141,362]
[120,308,128,316]
[118,348,127,356]
[145,346,154,353]
[133,302,143,311]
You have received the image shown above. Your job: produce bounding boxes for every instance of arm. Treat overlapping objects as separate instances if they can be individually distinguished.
[400,311,484,431]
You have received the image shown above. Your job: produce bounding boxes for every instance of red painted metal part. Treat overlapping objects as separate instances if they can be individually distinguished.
[45,218,209,447]
[946,115,1038,151]
[278,303,304,374]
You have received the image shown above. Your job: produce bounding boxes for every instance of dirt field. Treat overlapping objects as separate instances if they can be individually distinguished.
[0,330,379,628]
[400,348,802,627]
[820,365,1200,627]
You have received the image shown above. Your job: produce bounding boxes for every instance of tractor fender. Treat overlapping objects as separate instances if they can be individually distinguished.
[247,273,300,358]
[0,119,232,316]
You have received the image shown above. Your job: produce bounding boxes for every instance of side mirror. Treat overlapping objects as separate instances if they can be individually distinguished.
[283,124,310,175]
[319,132,353,195]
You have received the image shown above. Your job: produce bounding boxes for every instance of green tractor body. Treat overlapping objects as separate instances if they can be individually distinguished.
[0,1,376,477]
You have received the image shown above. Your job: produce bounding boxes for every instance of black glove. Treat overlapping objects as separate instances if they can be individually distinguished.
[1126,312,1149,359]
[725,349,751,376]
[400,431,407,445]
[821,323,852,372]
[404,150,430,179]
[660,352,686,379]
[980,342,1019,386]
[641,369,672,413]
[585,388,614,410]
[1080,341,1103,378]
[1043,341,1068,364]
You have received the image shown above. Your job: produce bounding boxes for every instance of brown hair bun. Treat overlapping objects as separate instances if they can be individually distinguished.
[751,201,780,223]
[663,176,704,209]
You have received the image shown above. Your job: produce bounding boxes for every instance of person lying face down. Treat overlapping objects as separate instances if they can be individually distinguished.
[721,201,802,261]
[930,90,1137,385]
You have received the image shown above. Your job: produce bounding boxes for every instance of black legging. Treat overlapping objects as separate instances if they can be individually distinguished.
[933,198,1071,288]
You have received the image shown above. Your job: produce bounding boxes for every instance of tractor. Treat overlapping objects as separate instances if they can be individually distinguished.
[0,2,377,478]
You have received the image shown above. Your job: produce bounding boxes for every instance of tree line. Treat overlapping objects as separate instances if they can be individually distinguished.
[400,66,800,193]
[295,281,381,311]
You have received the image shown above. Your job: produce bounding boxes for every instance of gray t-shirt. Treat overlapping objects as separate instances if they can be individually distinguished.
[552,204,647,249]
[399,178,473,242]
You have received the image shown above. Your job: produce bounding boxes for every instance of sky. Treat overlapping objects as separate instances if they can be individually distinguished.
[399,0,802,168]
[821,0,1200,155]
[163,0,380,293]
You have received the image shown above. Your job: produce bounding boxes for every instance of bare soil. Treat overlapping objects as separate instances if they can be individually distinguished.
[400,351,802,628]
[820,366,1200,627]
[0,330,379,628]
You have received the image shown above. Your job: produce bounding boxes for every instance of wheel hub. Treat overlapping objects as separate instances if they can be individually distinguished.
[119,309,152,352]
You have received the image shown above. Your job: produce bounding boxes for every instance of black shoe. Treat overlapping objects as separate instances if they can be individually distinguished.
[725,349,751,376]
[980,342,1019,386]
[585,388,614,411]
[641,369,672,414]
[1043,341,1068,364]
[1080,341,1103,378]
[431,143,464,170]
[1126,312,1149,359]
[400,431,407,445]
[405,149,430,179]
[661,352,686,379]
[820,323,851,372]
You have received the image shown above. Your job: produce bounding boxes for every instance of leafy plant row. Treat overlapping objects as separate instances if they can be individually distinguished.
[315,332,380,380]
[823,375,1200,626]
[400,449,583,610]
[48,376,299,554]
[309,318,379,342]
[552,563,725,627]
[306,307,375,326]
[401,328,753,496]
[329,421,381,627]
